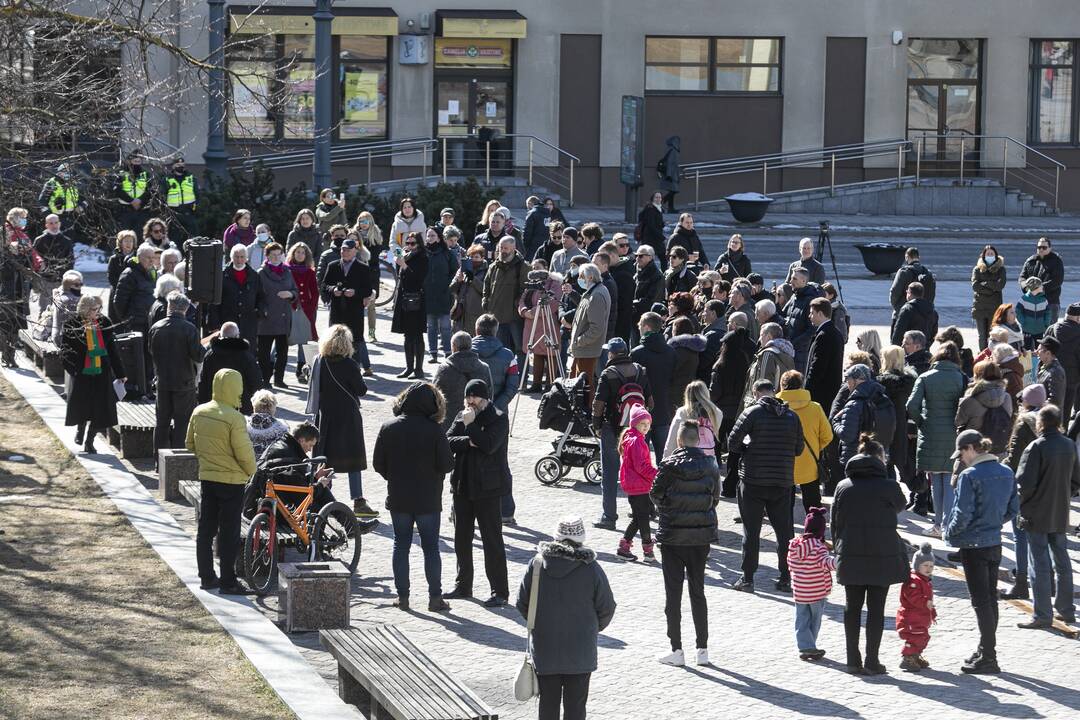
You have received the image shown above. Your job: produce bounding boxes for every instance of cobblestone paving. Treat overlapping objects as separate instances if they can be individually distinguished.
[128,300,1080,719]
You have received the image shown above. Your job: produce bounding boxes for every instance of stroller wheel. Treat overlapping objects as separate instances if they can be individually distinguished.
[535,455,563,485]
[583,458,602,485]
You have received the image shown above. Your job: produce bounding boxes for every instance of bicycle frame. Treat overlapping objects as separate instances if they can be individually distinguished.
[260,481,315,550]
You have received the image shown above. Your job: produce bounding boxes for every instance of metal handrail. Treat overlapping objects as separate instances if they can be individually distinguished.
[911,134,1066,170]
[239,137,437,168]
[681,139,908,174]
[437,133,578,206]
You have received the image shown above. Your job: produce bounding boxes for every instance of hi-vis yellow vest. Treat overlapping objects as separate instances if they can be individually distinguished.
[121,171,148,200]
[166,174,196,207]
[48,180,78,213]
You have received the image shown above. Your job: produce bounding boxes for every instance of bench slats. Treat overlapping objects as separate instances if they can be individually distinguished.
[322,626,496,720]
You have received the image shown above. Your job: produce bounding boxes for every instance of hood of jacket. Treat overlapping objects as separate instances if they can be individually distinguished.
[394,381,442,419]
[765,337,796,358]
[757,395,790,417]
[641,331,668,353]
[393,210,422,225]
[851,379,886,402]
[967,380,1009,408]
[878,368,917,395]
[538,540,596,578]
[669,333,707,352]
[211,368,243,410]
[210,336,251,354]
[472,334,506,360]
[666,135,681,151]
[845,452,889,481]
[445,349,488,377]
[248,412,277,432]
[777,388,811,410]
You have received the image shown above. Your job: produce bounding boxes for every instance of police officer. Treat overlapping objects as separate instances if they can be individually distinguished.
[163,156,199,243]
[37,163,85,234]
[115,152,152,235]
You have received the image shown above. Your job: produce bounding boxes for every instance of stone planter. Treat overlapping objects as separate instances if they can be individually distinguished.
[278,562,351,633]
[724,192,774,223]
[854,242,907,275]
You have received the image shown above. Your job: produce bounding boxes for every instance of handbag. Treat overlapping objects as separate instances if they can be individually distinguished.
[402,291,423,312]
[288,306,312,345]
[805,442,832,493]
[513,555,542,701]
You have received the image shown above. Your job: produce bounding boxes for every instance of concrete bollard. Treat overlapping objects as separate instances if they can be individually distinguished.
[158,449,199,502]
[278,562,352,633]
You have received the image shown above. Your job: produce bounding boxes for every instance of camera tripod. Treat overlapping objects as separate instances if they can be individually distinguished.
[510,288,565,436]
[815,219,844,304]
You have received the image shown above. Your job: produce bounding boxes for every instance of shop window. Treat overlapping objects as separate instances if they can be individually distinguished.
[1030,40,1077,145]
[339,36,389,141]
[646,36,781,94]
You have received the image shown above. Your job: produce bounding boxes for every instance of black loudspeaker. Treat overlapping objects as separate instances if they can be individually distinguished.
[184,237,223,305]
[114,331,147,398]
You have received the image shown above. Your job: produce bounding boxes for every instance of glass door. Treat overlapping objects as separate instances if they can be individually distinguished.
[906,39,982,165]
[435,76,512,172]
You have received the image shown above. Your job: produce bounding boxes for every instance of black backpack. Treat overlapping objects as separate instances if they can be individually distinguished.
[857,388,897,448]
[980,404,1013,454]
[912,265,936,303]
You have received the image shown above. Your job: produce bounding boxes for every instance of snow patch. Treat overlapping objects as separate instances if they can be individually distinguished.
[73,242,109,273]
[725,192,774,202]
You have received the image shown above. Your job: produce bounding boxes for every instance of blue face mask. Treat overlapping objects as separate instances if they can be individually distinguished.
[256,232,269,244]
[984,253,996,264]
[578,277,589,290]
[16,217,26,228]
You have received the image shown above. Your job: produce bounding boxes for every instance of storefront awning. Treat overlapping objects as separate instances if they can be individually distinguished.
[228,5,398,36]
[435,10,527,39]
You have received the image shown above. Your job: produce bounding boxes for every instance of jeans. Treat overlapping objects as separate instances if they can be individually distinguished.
[196,481,244,586]
[649,419,671,463]
[623,493,653,544]
[795,600,826,651]
[843,584,889,666]
[390,511,442,599]
[426,313,452,357]
[154,388,196,459]
[351,338,370,370]
[737,483,795,581]
[1011,516,1029,579]
[1028,531,1075,622]
[538,673,591,720]
[660,544,710,651]
[599,424,620,521]
[257,334,289,384]
[973,312,993,351]
[296,343,307,372]
[930,472,954,528]
[347,471,362,499]
[498,318,524,366]
[960,545,1002,660]
[452,493,509,597]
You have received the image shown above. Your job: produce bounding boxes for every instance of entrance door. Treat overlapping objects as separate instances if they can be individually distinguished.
[908,81,979,161]
[436,77,511,171]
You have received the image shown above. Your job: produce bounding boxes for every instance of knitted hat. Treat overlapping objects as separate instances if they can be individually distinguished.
[464,378,489,399]
[562,226,579,240]
[803,506,827,540]
[628,405,652,428]
[1021,383,1047,408]
[555,516,586,543]
[843,363,873,383]
[913,542,935,572]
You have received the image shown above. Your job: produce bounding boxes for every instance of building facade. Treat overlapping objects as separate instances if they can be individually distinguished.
[164,1,1080,208]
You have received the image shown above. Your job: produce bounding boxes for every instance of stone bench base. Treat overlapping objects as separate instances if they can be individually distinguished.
[158,449,199,502]
[278,562,351,633]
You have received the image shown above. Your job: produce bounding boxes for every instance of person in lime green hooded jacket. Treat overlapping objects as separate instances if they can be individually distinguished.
[186,368,258,593]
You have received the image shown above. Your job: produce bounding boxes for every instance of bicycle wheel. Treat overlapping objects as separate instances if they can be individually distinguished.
[244,512,276,594]
[376,260,398,307]
[312,501,362,573]
[535,455,563,485]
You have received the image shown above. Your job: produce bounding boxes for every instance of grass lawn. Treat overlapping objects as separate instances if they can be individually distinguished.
[0,376,296,720]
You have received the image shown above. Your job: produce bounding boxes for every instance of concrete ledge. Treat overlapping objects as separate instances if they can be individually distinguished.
[159,449,199,502]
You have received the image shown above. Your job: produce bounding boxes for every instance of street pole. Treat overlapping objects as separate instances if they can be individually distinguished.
[203,0,229,177]
[312,0,334,190]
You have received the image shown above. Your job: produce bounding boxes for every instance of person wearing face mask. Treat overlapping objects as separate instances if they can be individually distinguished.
[114,152,152,235]
[423,226,460,364]
[162,156,199,243]
[316,224,348,288]
[246,223,273,269]
[32,213,75,318]
[569,264,611,406]
[1,208,33,366]
[970,244,1006,352]
[38,163,85,234]
[451,244,488,334]
[714,234,752,283]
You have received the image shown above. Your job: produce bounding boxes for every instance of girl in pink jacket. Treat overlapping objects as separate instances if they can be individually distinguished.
[618,405,657,561]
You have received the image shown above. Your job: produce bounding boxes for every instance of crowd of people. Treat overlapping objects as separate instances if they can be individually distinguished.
[2,181,1080,720]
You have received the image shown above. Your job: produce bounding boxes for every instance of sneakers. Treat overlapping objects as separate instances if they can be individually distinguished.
[353,498,380,518]
[961,654,1000,674]
[922,524,942,538]
[617,538,638,560]
[428,597,451,612]
[483,594,508,608]
[658,649,685,666]
[899,655,923,672]
[642,542,655,560]
[732,578,755,593]
[695,648,710,666]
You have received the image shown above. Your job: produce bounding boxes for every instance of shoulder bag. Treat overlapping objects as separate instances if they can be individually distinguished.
[513,555,542,701]
[805,441,832,492]
[289,306,312,345]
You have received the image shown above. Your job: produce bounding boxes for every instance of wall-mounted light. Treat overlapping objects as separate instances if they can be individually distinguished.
[892,31,904,46]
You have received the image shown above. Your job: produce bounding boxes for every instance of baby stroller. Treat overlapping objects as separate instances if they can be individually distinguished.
[534,374,601,485]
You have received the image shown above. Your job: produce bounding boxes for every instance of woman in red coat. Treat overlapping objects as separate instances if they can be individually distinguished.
[287,242,319,382]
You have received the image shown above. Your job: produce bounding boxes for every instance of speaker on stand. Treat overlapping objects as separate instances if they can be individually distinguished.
[183,237,223,335]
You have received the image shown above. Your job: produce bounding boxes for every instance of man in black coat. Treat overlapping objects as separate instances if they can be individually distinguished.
[260,422,335,514]
[1043,303,1080,419]
[710,312,756,497]
[197,322,262,415]
[786,238,826,286]
[698,300,727,382]
[112,244,158,337]
[783,268,823,373]
[522,196,549,260]
[149,292,204,461]
[805,297,845,410]
[1020,238,1065,322]
[316,227,347,287]
[32,214,75,317]
[631,311,677,451]
[890,247,936,329]
[890,281,938,347]
[445,379,511,607]
[631,246,664,346]
[212,244,264,349]
[321,239,374,372]
[604,238,637,344]
[727,379,804,593]
[650,420,720,666]
[903,330,932,375]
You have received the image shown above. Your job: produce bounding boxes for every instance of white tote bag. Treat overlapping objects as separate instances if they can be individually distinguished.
[514,555,543,701]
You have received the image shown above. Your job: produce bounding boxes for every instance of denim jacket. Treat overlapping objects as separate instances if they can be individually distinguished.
[944,454,1020,549]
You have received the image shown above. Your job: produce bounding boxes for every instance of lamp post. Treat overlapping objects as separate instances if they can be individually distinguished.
[203,0,229,177]
[312,0,334,190]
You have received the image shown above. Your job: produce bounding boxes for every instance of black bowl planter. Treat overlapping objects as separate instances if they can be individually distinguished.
[724,193,774,223]
[855,242,907,275]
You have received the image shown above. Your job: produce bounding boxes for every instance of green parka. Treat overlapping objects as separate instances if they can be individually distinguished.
[906,360,966,472]
[970,255,1006,317]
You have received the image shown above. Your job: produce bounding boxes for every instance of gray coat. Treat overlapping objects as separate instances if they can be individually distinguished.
[1016,429,1080,534]
[256,265,298,337]
[516,540,616,676]
[570,282,611,360]
[432,349,493,430]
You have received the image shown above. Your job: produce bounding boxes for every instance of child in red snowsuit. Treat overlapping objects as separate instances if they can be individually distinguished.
[898,542,937,671]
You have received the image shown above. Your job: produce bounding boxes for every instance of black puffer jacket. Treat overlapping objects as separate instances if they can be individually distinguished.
[890,297,938,347]
[668,333,706,415]
[447,402,511,500]
[727,396,804,487]
[784,283,823,370]
[609,257,636,342]
[832,380,895,464]
[632,261,664,320]
[1045,317,1080,383]
[878,368,917,480]
[650,447,720,546]
[708,326,755,415]
[831,453,909,587]
[112,259,156,333]
[373,382,454,515]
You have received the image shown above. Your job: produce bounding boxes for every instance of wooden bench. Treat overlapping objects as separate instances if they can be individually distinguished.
[321,626,497,720]
[106,400,156,459]
[18,329,64,383]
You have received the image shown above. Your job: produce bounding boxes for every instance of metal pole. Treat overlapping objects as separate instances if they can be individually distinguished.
[830,153,836,195]
[528,139,534,186]
[915,139,922,186]
[959,137,965,184]
[312,0,334,190]
[442,139,447,183]
[485,140,491,185]
[422,143,428,183]
[1002,139,1008,186]
[203,0,228,177]
[695,169,700,211]
[1055,165,1060,212]
[367,151,372,187]
[897,144,903,188]
[569,159,575,207]
[762,161,767,195]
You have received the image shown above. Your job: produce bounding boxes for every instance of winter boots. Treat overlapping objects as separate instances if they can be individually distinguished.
[617,538,637,560]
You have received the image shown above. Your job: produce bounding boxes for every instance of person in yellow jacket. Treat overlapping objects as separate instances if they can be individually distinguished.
[186,368,258,594]
[162,156,199,243]
[777,368,833,515]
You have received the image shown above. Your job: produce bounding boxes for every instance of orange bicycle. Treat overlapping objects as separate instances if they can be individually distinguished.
[242,456,368,594]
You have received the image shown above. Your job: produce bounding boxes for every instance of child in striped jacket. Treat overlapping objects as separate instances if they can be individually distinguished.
[786,506,836,660]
